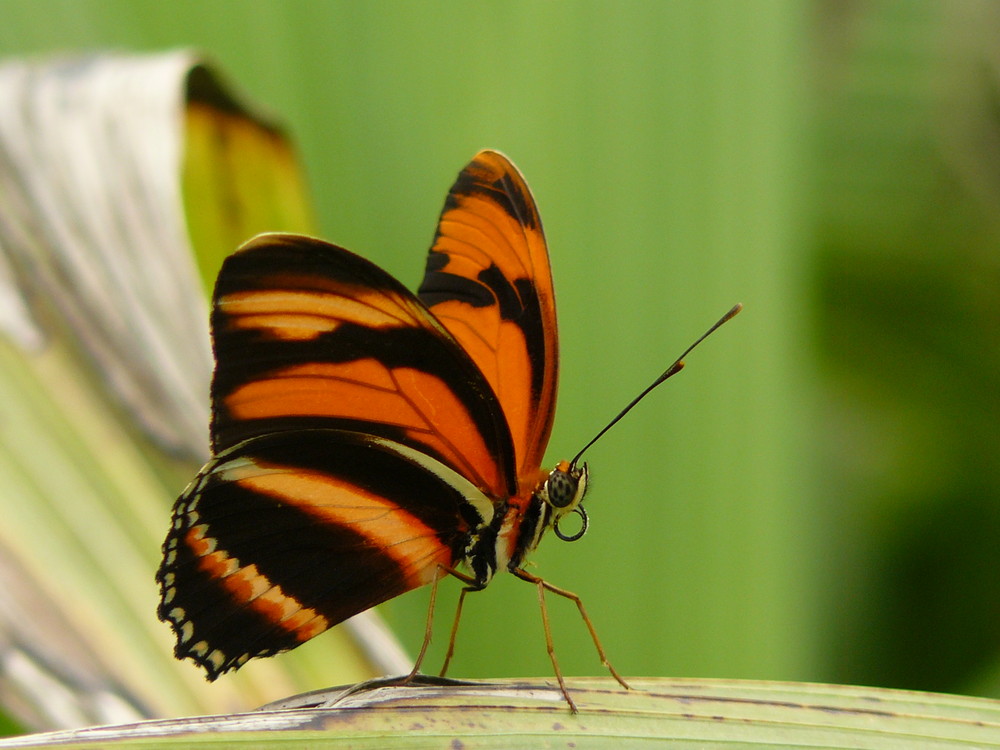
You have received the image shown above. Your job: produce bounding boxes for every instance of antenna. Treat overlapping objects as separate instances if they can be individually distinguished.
[570,303,743,467]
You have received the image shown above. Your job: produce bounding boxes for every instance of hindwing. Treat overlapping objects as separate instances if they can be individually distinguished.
[157,428,495,679]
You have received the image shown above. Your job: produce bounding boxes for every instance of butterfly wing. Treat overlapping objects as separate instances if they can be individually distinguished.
[157,428,495,679]
[209,233,517,498]
[159,149,558,677]
[418,150,558,486]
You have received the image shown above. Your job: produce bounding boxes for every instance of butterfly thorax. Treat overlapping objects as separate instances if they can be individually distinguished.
[463,461,589,589]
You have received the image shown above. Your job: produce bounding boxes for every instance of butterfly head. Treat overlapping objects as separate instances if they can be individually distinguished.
[542,460,589,543]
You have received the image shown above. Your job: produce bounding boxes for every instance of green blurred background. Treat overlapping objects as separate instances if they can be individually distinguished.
[2,0,999,715]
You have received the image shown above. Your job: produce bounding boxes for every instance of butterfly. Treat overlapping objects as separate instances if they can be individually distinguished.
[156,149,740,711]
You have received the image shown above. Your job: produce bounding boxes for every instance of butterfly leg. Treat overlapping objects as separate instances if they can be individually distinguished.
[407,563,479,683]
[513,568,631,702]
[405,564,445,681]
[511,568,577,711]
[438,581,480,677]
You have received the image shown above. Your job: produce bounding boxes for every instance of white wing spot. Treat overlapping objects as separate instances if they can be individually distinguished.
[207,649,226,670]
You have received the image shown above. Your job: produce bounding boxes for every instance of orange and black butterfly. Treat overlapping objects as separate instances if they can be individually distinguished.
[156,150,739,710]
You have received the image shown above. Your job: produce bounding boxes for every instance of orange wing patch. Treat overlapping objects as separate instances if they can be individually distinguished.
[218,287,414,340]
[232,459,453,588]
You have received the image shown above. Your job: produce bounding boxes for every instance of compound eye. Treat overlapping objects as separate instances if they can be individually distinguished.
[546,469,578,508]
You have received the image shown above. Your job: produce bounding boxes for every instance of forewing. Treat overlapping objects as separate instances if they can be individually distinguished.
[156,428,495,679]
[210,233,516,498]
[418,150,558,486]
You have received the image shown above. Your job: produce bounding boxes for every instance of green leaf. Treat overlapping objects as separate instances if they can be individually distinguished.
[181,65,316,289]
[2,679,999,748]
